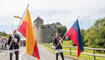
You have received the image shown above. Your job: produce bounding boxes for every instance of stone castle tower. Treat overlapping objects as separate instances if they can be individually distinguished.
[33,17,62,43]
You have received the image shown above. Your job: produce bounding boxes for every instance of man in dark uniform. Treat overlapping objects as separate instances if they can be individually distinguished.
[7,30,20,60]
[53,33,64,60]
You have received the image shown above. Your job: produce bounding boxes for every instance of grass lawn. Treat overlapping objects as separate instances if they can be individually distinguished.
[42,40,105,60]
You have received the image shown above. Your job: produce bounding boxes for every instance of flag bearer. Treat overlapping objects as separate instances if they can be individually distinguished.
[53,33,64,60]
[7,30,20,60]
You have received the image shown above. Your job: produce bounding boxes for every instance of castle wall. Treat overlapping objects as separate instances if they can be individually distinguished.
[37,25,58,43]
[33,17,62,43]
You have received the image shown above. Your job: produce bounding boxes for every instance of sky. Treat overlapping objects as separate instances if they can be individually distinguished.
[0,0,105,34]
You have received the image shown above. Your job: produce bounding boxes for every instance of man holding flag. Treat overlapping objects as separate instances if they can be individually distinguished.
[53,33,64,60]
[66,19,84,58]
[7,30,20,60]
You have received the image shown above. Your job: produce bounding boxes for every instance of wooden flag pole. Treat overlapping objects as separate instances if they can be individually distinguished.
[17,4,29,29]
[21,4,29,20]
[77,16,80,20]
[62,16,80,39]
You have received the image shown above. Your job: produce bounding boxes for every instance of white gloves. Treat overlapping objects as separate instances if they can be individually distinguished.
[13,38,17,42]
[52,45,55,50]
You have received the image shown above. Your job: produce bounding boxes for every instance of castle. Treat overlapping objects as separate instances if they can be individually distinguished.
[33,17,62,43]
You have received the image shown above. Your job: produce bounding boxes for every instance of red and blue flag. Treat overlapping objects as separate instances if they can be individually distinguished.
[66,19,84,57]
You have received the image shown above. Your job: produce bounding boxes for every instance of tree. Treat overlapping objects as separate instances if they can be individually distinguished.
[84,17,105,49]
[80,29,87,46]
[58,26,67,38]
[0,31,7,37]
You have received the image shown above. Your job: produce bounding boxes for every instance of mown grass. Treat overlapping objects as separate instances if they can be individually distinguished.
[41,40,105,60]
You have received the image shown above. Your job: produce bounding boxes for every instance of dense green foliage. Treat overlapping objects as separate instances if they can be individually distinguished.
[0,32,8,37]
[58,26,67,38]
[81,17,105,48]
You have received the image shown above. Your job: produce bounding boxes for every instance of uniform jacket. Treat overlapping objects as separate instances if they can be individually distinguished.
[7,34,20,50]
[53,37,63,49]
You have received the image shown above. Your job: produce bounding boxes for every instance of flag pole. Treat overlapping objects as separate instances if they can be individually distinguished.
[54,30,67,49]
[21,4,29,20]
[77,16,80,20]
[17,4,29,30]
[63,16,80,39]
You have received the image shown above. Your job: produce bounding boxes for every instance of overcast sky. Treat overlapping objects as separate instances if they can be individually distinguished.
[0,0,105,33]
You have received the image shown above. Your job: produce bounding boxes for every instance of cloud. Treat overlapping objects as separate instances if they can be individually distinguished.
[0,0,105,33]
[0,15,21,33]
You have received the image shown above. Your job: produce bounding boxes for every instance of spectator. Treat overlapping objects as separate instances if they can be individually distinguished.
[0,36,2,49]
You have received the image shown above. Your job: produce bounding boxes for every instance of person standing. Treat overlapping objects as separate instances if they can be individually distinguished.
[1,38,5,49]
[7,30,20,60]
[1,38,8,50]
[53,33,64,60]
[0,36,2,49]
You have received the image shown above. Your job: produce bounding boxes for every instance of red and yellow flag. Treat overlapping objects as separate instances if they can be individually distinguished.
[18,9,40,60]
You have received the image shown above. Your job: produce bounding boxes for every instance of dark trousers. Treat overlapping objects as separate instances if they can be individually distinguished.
[56,52,64,60]
[10,51,19,60]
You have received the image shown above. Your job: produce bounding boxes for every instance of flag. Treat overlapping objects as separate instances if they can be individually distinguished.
[18,9,40,60]
[66,20,84,57]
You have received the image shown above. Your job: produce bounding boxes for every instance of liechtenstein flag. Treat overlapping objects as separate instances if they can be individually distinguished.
[66,19,84,57]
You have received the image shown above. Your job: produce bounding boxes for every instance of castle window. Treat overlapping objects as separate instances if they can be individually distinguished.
[51,34,54,36]
[41,26,44,28]
[48,26,50,28]
[55,26,56,28]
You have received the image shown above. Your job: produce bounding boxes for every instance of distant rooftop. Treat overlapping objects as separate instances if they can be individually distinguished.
[56,22,61,25]
[34,17,43,22]
[34,16,62,25]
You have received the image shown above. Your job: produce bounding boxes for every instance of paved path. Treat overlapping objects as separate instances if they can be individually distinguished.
[20,45,73,60]
[0,47,25,60]
[0,45,73,60]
